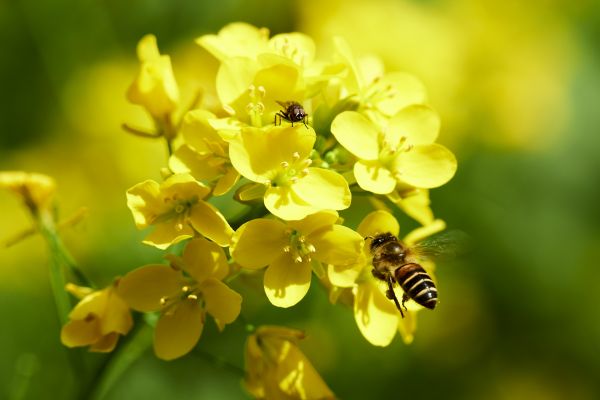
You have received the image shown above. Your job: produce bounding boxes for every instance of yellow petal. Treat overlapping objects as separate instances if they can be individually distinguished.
[136,34,160,62]
[213,167,240,196]
[293,168,351,212]
[89,333,119,353]
[99,289,133,336]
[264,254,312,308]
[118,265,183,312]
[327,261,364,288]
[354,282,399,347]
[0,171,56,211]
[394,144,457,188]
[188,201,234,247]
[169,145,222,181]
[231,219,288,269]
[373,72,427,116]
[126,180,162,228]
[201,278,242,330]
[180,109,221,151]
[287,210,339,237]
[330,111,379,160]
[161,174,211,200]
[264,186,317,221]
[269,33,316,65]
[61,318,100,348]
[389,189,434,226]
[357,210,400,238]
[154,299,204,360]
[354,161,396,194]
[403,219,446,246]
[216,57,258,105]
[143,222,194,250]
[398,310,418,345]
[310,225,363,266]
[182,238,229,282]
[387,105,440,146]
[196,22,269,61]
[68,290,107,320]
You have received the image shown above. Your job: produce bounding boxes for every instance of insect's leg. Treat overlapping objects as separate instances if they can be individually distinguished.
[401,292,409,312]
[291,120,294,127]
[387,278,404,318]
[274,113,281,126]
[303,115,309,129]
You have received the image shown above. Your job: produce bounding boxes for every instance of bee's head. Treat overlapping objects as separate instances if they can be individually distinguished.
[368,232,397,251]
[293,107,306,120]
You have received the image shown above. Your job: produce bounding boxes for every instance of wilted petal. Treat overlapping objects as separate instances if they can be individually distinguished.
[394,143,457,189]
[354,283,399,347]
[354,161,396,194]
[264,254,312,308]
[154,299,204,360]
[201,278,242,330]
[231,219,288,269]
[331,111,379,160]
[118,265,183,312]
[310,225,363,266]
[188,201,234,246]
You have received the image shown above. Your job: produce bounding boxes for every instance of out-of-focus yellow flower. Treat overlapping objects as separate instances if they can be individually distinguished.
[118,238,242,360]
[328,210,444,346]
[61,282,133,353]
[230,125,350,220]
[197,22,271,62]
[334,37,427,124]
[245,326,335,400]
[231,211,363,308]
[0,171,56,215]
[126,174,233,249]
[169,109,240,196]
[127,34,180,121]
[331,108,456,194]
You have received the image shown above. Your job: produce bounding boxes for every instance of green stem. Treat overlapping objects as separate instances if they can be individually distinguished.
[86,322,153,400]
[191,349,245,377]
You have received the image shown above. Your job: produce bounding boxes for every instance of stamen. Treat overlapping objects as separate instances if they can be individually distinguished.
[160,296,169,306]
[303,159,313,167]
[223,104,236,115]
[280,161,289,169]
[187,294,198,300]
[298,236,306,243]
[292,152,300,161]
[182,286,190,293]
[283,245,291,253]
[301,168,309,176]
[294,256,303,263]
[307,244,316,253]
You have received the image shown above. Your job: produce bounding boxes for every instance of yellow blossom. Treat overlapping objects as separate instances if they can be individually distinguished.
[118,238,242,360]
[245,326,335,400]
[331,108,456,194]
[229,125,351,220]
[169,109,240,196]
[126,174,233,249]
[0,171,56,215]
[61,282,133,353]
[127,34,180,121]
[231,211,362,308]
[327,210,445,346]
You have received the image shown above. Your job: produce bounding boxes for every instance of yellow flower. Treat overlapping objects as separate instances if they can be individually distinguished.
[169,109,240,196]
[331,107,456,194]
[231,211,363,308]
[334,37,426,121]
[126,174,233,249]
[118,238,242,360]
[245,326,335,400]
[61,282,133,352]
[0,171,56,215]
[127,34,180,120]
[328,210,445,346]
[230,125,351,220]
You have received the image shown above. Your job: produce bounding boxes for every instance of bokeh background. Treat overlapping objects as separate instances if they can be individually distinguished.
[2,0,600,399]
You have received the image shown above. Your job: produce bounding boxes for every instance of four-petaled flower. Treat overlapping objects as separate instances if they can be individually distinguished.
[126,174,233,249]
[331,106,457,195]
[231,210,363,307]
[61,282,133,352]
[230,125,351,220]
[328,210,445,346]
[118,238,242,360]
[0,171,56,215]
[244,326,335,400]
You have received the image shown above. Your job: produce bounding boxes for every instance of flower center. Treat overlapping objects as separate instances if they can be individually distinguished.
[246,85,266,127]
[378,132,412,167]
[269,152,312,188]
[283,229,316,263]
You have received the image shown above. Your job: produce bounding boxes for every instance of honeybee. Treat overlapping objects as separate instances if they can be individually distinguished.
[274,101,309,128]
[369,231,466,318]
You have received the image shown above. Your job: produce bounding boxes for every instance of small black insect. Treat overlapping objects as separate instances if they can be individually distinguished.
[274,101,309,128]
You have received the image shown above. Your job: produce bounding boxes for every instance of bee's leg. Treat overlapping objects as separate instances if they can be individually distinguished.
[387,278,404,318]
[401,292,409,312]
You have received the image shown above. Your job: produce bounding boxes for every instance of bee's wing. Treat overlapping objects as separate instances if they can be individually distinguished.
[410,230,472,261]
[275,100,290,108]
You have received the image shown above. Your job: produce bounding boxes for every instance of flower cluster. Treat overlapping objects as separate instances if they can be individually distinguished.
[42,22,458,399]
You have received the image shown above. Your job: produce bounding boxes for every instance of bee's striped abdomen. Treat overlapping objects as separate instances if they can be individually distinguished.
[395,263,437,309]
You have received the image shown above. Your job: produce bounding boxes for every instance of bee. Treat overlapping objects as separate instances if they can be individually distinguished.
[274,101,309,128]
[369,231,466,317]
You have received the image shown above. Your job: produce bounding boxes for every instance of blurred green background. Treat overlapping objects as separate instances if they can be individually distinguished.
[2,0,600,399]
